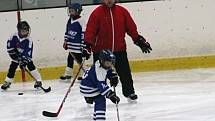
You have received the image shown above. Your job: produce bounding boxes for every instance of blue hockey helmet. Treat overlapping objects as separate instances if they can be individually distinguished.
[99,49,116,69]
[68,3,82,14]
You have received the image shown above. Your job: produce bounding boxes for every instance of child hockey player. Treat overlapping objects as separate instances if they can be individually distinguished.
[1,21,43,90]
[80,49,120,120]
[60,3,85,82]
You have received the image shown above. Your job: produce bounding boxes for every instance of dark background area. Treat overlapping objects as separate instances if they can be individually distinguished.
[0,0,160,12]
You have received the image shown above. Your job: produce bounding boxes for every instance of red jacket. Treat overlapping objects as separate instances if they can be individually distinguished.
[85,4,139,53]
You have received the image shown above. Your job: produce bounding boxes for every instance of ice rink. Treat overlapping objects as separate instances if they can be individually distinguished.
[1,68,215,121]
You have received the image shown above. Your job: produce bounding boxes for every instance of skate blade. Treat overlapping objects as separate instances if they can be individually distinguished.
[127,98,138,104]
[59,79,71,83]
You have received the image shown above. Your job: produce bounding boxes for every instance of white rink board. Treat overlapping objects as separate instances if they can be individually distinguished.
[1,0,215,71]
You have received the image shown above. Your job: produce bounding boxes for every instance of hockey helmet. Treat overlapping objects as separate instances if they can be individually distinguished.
[17,21,30,31]
[99,49,116,69]
[68,3,82,14]
[17,21,30,38]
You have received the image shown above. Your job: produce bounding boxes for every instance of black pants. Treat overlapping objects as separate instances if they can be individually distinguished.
[93,51,135,97]
[67,52,83,68]
[7,61,36,78]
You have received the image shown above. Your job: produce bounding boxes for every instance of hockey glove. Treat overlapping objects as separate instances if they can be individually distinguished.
[63,41,68,50]
[82,42,92,60]
[19,61,26,69]
[109,71,119,87]
[134,35,152,53]
[8,50,19,61]
[107,91,120,104]
[18,56,31,65]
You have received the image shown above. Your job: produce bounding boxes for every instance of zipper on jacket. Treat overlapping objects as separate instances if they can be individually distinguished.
[94,36,98,47]
[109,8,115,52]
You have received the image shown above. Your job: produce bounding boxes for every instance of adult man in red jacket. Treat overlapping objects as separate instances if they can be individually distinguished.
[83,0,152,100]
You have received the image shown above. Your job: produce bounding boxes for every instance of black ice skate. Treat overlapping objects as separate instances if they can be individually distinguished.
[127,93,138,100]
[60,75,72,80]
[77,77,83,80]
[1,81,11,90]
[84,97,94,104]
[34,81,42,88]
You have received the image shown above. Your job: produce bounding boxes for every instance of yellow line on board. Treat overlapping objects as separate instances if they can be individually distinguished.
[130,55,215,72]
[1,55,215,83]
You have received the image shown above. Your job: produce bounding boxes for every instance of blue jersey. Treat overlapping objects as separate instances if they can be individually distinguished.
[80,61,113,97]
[7,33,33,61]
[64,17,85,53]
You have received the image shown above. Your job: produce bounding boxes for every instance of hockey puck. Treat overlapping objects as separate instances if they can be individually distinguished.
[18,92,24,95]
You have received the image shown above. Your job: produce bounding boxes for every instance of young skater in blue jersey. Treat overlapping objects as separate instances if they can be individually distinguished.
[1,21,43,90]
[80,50,120,121]
[60,3,85,82]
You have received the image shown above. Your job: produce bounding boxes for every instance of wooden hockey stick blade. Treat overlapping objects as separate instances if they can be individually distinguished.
[42,111,58,117]
[40,86,51,93]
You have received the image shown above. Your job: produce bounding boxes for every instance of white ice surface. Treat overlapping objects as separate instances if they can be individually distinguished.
[1,68,215,121]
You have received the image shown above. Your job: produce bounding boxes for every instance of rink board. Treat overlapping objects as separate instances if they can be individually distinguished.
[1,55,215,83]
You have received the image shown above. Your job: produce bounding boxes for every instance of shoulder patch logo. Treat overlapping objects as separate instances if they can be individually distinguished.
[101,83,107,88]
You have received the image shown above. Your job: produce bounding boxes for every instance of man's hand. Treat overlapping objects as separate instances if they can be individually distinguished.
[134,35,152,53]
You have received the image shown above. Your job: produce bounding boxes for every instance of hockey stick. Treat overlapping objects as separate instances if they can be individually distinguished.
[113,87,120,121]
[42,58,85,117]
[19,62,26,82]
[21,68,26,82]
[24,68,51,93]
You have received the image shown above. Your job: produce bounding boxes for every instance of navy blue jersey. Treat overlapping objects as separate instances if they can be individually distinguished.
[7,33,33,61]
[80,61,113,98]
[64,17,85,53]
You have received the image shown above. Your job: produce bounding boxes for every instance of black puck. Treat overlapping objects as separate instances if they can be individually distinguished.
[18,92,24,95]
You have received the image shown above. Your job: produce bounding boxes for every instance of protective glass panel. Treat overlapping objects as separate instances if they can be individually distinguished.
[0,0,158,12]
[22,0,66,9]
[0,0,18,12]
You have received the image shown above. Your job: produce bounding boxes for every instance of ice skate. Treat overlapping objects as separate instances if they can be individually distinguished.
[127,93,138,103]
[34,81,42,88]
[1,81,11,90]
[60,75,72,82]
